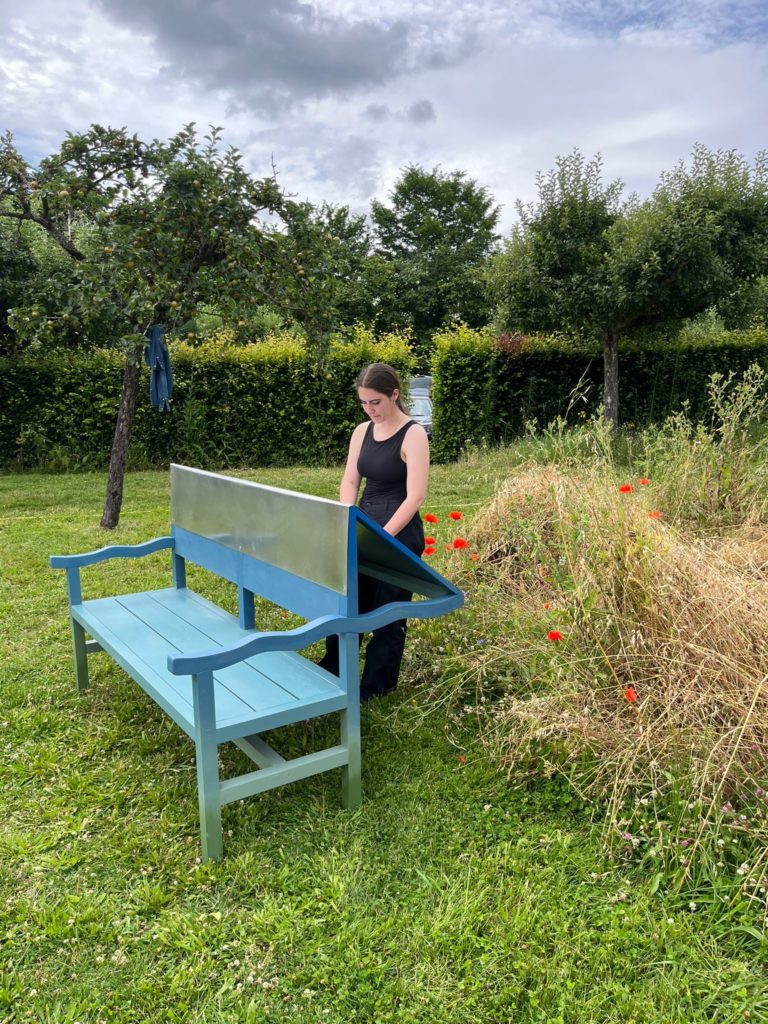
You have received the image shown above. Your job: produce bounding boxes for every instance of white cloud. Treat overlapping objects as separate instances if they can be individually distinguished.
[1,0,766,232]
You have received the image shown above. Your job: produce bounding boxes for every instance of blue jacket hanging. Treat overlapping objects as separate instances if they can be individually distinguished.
[144,324,173,412]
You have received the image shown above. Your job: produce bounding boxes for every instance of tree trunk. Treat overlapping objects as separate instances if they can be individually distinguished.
[601,327,620,431]
[100,356,141,529]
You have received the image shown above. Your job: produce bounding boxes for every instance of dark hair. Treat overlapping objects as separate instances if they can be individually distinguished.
[355,362,407,412]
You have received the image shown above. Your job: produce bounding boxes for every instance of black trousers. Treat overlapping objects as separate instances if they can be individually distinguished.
[319,498,425,697]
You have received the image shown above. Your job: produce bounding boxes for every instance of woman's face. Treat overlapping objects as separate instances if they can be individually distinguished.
[358,386,398,423]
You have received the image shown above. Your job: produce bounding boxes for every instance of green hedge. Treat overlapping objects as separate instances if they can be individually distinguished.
[6,324,768,471]
[430,324,768,460]
[0,335,413,470]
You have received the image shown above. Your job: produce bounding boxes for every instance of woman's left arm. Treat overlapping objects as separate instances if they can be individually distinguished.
[382,425,430,537]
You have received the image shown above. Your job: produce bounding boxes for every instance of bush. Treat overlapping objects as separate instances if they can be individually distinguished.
[0,330,414,470]
[430,323,768,461]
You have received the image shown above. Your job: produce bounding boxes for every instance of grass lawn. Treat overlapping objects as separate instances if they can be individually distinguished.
[1,458,766,1023]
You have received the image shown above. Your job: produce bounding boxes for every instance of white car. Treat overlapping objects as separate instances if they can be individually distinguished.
[408,376,432,437]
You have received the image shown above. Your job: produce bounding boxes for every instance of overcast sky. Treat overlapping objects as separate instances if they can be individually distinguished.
[2,0,767,231]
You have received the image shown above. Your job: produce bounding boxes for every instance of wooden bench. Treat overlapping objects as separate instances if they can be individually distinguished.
[50,465,463,860]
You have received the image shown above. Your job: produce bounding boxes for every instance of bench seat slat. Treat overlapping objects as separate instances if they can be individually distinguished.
[71,603,196,736]
[79,595,248,725]
[149,588,347,702]
[74,588,346,740]
[116,591,297,718]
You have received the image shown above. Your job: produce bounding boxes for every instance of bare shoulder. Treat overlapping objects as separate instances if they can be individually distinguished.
[402,422,429,455]
[350,421,369,444]
[405,421,429,442]
[348,421,368,452]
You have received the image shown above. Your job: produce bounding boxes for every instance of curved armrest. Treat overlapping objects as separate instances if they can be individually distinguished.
[50,536,174,569]
[167,591,463,675]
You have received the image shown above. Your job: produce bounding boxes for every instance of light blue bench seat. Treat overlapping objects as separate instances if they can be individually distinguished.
[74,588,348,740]
[51,465,463,861]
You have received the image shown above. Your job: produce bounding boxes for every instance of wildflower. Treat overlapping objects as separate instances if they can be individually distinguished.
[424,547,436,556]
[425,536,436,545]
[622,831,633,841]
[637,478,650,486]
[648,511,661,519]
[424,513,438,524]
[543,602,551,609]
[445,544,451,551]
[625,686,638,704]
[619,484,633,494]
[547,630,563,641]
[449,511,462,521]
[453,538,468,549]
[469,552,479,561]
[458,755,466,764]
[689,902,697,911]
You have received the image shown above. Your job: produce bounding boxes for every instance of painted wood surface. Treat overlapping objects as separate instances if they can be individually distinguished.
[50,468,464,861]
[74,588,347,739]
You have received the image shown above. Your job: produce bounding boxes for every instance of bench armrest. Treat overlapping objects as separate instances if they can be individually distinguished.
[50,536,174,570]
[167,592,463,675]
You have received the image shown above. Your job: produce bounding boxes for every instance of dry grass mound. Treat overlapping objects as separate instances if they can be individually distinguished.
[463,464,768,872]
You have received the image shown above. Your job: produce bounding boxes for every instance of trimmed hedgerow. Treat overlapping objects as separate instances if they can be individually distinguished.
[6,323,768,470]
[430,324,768,461]
[0,332,414,470]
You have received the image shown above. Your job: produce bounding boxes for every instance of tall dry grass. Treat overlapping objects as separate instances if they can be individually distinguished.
[438,367,768,894]
[471,468,767,796]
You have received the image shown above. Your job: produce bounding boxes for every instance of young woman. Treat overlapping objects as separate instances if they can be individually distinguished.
[319,362,430,700]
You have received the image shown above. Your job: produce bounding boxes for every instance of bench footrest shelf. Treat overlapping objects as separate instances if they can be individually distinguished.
[220,745,349,805]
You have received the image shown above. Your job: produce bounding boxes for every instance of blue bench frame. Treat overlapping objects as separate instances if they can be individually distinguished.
[50,466,463,861]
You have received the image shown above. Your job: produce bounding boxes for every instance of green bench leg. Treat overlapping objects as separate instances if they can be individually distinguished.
[71,618,90,691]
[192,672,223,862]
[339,634,362,809]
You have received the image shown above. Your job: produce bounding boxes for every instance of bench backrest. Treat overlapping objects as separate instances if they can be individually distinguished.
[170,465,355,619]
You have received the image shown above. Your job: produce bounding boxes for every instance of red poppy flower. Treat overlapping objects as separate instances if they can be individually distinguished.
[619,484,633,494]
[449,511,462,521]
[445,544,451,551]
[424,513,438,524]
[648,510,661,519]
[424,546,436,556]
[458,755,466,764]
[453,538,468,549]
[543,602,551,609]
[547,630,562,641]
[637,478,650,486]
[469,552,479,561]
[625,686,637,704]
[425,536,436,546]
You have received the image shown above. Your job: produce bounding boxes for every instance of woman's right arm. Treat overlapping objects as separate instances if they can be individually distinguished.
[339,423,366,504]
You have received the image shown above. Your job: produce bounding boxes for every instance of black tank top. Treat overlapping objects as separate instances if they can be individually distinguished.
[357,420,416,503]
